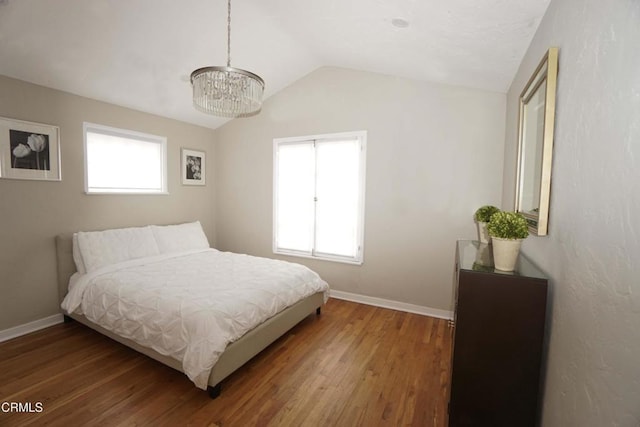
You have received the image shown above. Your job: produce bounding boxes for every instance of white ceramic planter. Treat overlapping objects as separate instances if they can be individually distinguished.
[491,237,523,271]
[477,222,491,244]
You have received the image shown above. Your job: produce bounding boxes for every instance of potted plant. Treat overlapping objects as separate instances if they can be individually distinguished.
[472,241,495,271]
[474,205,500,244]
[487,211,529,271]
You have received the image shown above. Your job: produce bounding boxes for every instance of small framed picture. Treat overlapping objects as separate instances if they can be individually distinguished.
[0,117,61,181]
[181,148,205,186]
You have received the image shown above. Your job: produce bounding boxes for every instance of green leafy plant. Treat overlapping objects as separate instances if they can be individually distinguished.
[474,205,500,223]
[472,262,494,272]
[487,211,529,239]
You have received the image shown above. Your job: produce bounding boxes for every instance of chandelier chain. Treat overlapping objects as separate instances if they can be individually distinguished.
[227,0,231,67]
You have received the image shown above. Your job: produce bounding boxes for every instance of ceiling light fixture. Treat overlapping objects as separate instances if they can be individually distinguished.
[190,0,265,118]
[391,18,410,29]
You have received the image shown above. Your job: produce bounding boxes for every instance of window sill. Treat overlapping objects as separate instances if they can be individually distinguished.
[85,191,170,196]
[274,250,363,266]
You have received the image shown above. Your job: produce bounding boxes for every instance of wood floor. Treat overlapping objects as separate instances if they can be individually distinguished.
[0,299,452,427]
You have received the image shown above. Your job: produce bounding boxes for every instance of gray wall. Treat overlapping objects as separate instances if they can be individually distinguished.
[0,75,217,331]
[501,0,640,425]
[215,67,506,313]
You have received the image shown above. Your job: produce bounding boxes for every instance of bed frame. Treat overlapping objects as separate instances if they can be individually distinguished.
[55,233,324,398]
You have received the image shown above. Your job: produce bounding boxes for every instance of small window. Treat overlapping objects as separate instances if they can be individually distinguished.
[84,122,167,194]
[273,131,366,264]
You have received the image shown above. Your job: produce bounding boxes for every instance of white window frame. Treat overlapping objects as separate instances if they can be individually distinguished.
[273,130,367,265]
[83,122,168,195]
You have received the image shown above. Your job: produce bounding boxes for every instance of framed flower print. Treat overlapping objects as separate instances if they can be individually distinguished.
[0,117,61,181]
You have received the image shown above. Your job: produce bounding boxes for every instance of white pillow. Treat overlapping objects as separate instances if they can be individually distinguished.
[77,226,160,273]
[72,233,87,275]
[151,221,210,254]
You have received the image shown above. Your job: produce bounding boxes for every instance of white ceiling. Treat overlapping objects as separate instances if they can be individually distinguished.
[0,0,550,129]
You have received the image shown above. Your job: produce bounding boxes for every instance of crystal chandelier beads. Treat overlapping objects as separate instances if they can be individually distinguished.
[191,66,264,118]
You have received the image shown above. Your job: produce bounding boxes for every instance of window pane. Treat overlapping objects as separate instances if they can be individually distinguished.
[85,124,166,194]
[273,131,366,264]
[275,142,315,252]
[315,139,360,257]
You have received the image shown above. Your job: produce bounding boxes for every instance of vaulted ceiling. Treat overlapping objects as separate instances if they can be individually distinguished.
[0,0,550,129]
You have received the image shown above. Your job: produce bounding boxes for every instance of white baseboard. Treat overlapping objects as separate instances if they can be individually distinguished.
[330,290,453,320]
[0,293,453,343]
[0,314,65,343]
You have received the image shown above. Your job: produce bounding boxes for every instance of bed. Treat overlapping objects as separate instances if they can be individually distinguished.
[55,222,328,398]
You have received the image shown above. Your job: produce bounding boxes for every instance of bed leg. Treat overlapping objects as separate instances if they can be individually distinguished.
[207,384,221,399]
[316,307,321,316]
[63,315,74,323]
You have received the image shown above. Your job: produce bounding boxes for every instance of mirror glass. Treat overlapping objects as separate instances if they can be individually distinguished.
[515,47,558,236]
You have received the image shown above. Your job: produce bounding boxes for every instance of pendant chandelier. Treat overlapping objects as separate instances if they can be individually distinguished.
[190,0,265,118]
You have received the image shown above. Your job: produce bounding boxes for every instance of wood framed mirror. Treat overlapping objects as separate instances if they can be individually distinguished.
[515,47,559,236]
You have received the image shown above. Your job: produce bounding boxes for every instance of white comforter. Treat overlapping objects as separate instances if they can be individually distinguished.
[61,249,329,389]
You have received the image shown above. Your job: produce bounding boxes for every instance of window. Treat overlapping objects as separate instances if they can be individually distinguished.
[84,122,167,194]
[273,131,366,264]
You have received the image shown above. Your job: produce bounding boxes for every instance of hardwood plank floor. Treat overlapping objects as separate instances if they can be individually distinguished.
[0,299,452,427]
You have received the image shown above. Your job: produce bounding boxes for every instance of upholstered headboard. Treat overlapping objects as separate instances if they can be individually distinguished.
[55,233,76,304]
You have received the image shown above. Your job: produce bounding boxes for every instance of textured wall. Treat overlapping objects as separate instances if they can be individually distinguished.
[501,0,640,425]
[215,67,506,313]
[0,75,217,331]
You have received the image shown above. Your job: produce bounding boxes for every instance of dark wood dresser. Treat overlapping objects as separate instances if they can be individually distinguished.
[448,240,548,427]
